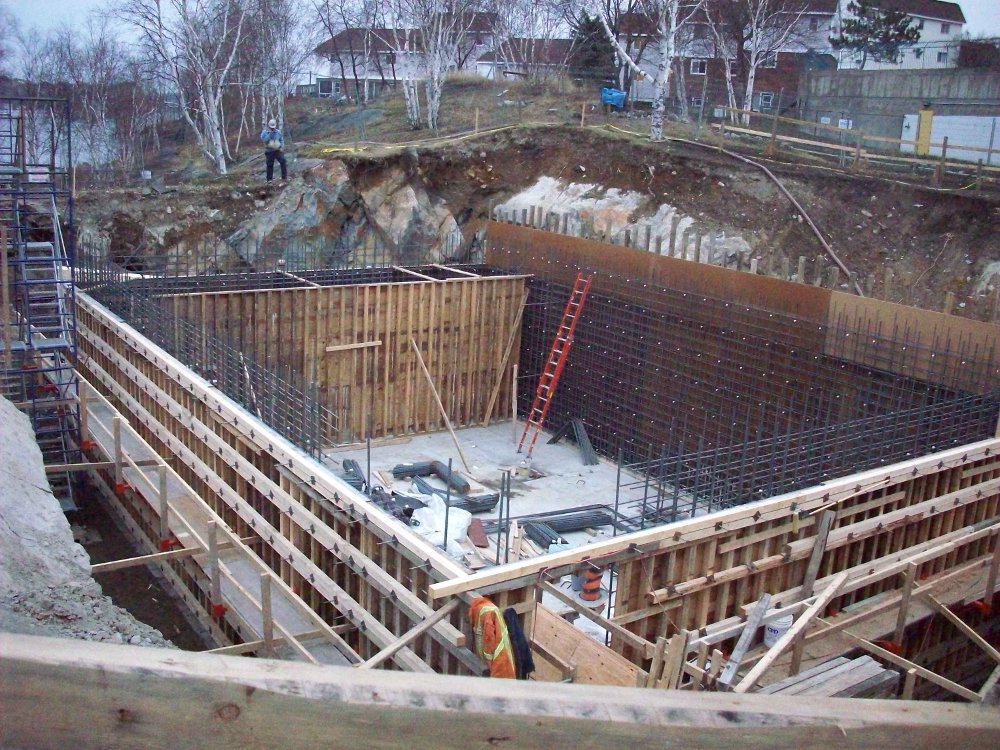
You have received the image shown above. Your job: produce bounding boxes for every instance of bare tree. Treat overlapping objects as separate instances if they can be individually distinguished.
[593,0,705,140]
[705,1,809,123]
[117,0,248,174]
[314,0,388,103]
[385,0,482,131]
[52,19,126,180]
[0,0,16,77]
[488,0,574,82]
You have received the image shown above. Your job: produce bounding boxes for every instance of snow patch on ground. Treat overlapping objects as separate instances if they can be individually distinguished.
[0,396,173,647]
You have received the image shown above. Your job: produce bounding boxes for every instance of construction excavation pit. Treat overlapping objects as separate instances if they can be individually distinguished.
[3,94,1000,748]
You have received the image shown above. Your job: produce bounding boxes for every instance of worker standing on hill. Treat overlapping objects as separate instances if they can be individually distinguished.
[469,595,516,678]
[260,118,287,182]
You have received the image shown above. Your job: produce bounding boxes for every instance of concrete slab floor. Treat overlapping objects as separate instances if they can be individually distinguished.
[326,421,654,563]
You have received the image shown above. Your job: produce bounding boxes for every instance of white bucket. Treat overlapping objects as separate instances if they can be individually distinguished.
[763,613,794,647]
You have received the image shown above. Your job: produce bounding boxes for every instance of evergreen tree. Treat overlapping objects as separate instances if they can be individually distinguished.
[571,12,618,86]
[830,0,921,69]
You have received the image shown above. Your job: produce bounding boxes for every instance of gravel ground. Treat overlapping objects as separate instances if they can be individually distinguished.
[0,395,173,649]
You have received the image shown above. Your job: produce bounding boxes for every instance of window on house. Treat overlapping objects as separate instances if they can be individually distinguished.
[917,19,924,29]
[729,59,740,76]
[914,48,923,59]
[809,18,818,32]
[690,59,707,75]
[763,52,778,68]
[941,23,950,34]
[937,51,949,63]
[690,96,704,108]
[758,91,774,110]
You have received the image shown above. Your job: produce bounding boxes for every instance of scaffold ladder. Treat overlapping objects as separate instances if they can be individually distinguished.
[517,272,592,458]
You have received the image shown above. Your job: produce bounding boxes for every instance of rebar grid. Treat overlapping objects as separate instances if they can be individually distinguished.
[89,284,338,457]
[507,268,1000,520]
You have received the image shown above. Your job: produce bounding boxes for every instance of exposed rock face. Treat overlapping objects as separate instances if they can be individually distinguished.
[0,396,173,648]
[229,159,462,268]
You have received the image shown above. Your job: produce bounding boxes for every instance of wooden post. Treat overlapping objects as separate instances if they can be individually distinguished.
[410,338,471,473]
[474,107,479,134]
[717,594,772,688]
[77,381,90,447]
[893,562,919,644]
[796,255,806,283]
[1,225,10,372]
[511,363,518,444]
[694,234,703,263]
[851,131,863,172]
[158,465,169,543]
[765,91,783,157]
[780,256,790,280]
[113,416,123,488]
[932,136,948,186]
[902,668,918,700]
[260,572,274,657]
[975,159,983,195]
[984,530,1000,607]
[668,215,680,257]
[580,102,586,128]
[208,521,222,611]
[943,291,955,315]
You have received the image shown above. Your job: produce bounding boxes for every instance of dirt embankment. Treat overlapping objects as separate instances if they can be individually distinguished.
[75,128,1000,320]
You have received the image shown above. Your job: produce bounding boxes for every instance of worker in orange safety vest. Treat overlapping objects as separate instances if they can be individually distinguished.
[468,595,516,678]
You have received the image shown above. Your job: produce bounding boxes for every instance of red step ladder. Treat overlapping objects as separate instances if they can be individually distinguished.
[517,272,593,457]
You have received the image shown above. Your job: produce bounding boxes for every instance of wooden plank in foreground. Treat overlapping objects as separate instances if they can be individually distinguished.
[2,633,999,750]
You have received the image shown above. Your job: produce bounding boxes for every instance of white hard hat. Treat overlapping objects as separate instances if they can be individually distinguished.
[267,119,277,128]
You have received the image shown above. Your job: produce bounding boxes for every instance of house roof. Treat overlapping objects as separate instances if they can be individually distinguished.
[315,13,499,57]
[315,28,410,56]
[619,2,839,35]
[477,39,575,66]
[878,1,966,23]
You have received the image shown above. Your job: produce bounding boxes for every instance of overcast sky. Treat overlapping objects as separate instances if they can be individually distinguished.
[6,0,1000,37]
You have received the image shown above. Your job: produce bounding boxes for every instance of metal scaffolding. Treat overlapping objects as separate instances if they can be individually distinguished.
[1,96,80,509]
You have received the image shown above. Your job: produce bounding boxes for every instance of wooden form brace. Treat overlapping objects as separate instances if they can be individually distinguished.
[78,326,453,672]
[75,370,356,663]
[75,294,483,673]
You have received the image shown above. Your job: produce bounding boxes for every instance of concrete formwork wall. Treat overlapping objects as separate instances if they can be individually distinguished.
[162,275,527,444]
[798,69,1000,141]
[75,294,506,674]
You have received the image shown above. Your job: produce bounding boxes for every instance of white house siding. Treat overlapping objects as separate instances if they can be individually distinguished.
[901,114,1000,165]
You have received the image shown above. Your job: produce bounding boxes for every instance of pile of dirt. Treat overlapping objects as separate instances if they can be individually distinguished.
[0,396,173,648]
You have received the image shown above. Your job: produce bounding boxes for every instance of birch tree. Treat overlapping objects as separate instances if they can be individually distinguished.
[386,0,481,131]
[117,0,248,174]
[704,1,810,123]
[593,0,705,140]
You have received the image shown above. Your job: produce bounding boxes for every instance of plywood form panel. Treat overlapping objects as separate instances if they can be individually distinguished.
[165,277,526,444]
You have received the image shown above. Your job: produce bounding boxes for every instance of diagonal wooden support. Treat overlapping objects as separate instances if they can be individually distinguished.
[358,599,462,670]
[717,593,772,689]
[790,510,836,675]
[733,572,848,693]
[920,593,1000,665]
[845,632,982,703]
